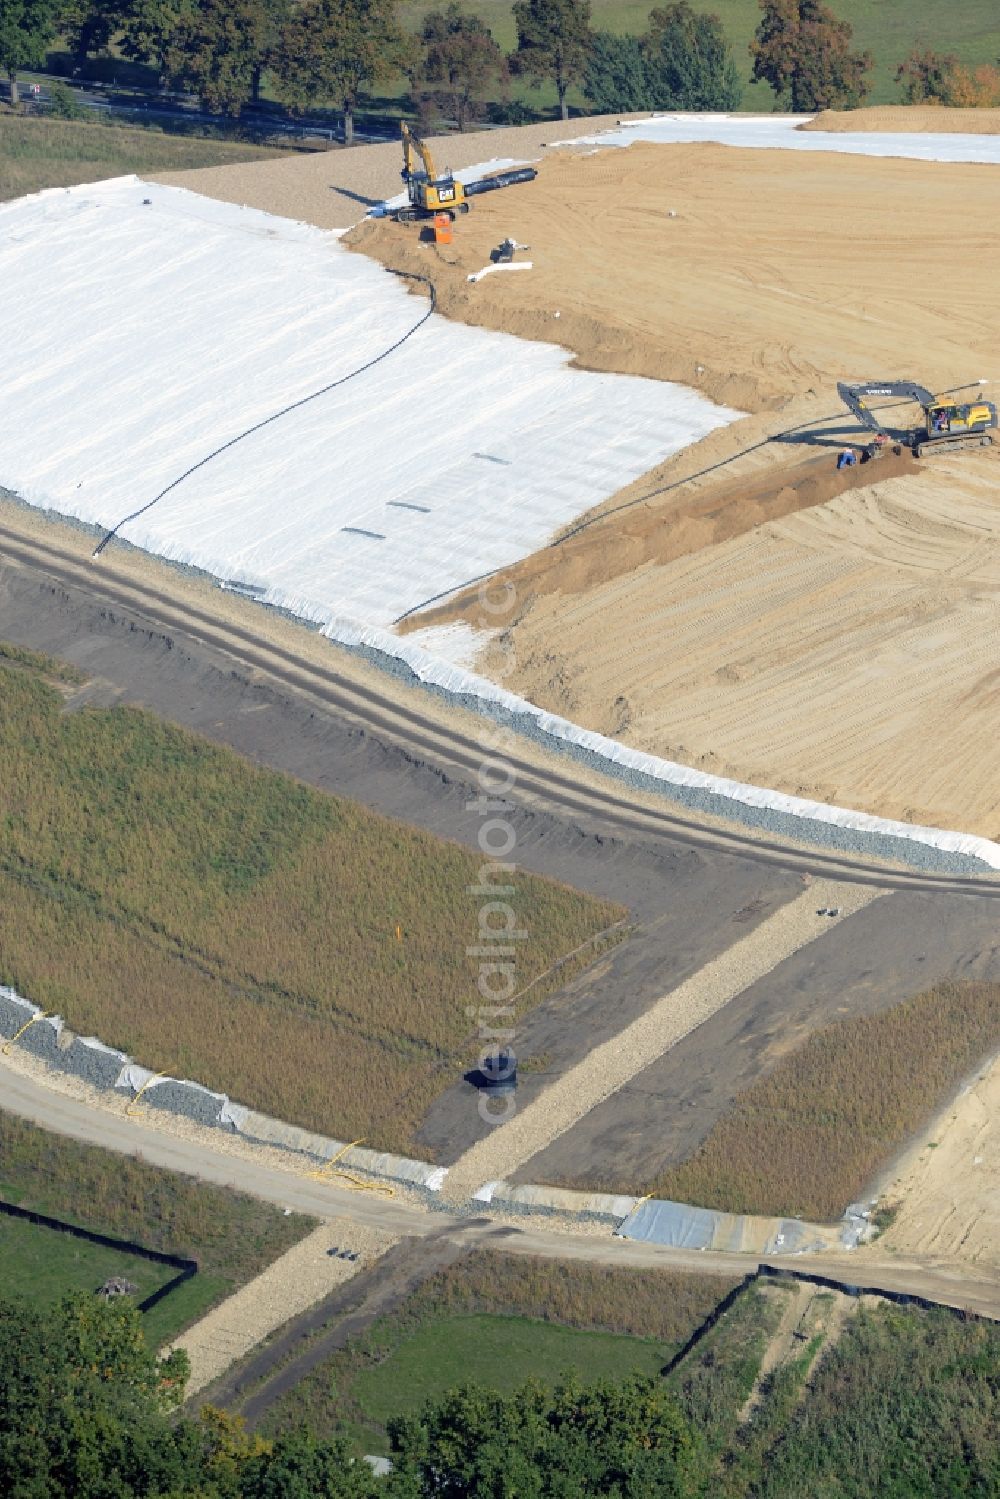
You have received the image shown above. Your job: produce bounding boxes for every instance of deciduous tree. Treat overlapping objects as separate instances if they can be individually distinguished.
[162,0,271,115]
[583,30,649,113]
[750,0,871,111]
[511,0,591,121]
[895,46,959,104]
[643,2,741,110]
[417,1,506,130]
[272,0,404,143]
[0,0,57,107]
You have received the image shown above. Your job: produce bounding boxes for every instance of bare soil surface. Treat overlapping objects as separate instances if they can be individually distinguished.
[441,882,883,1201]
[518,889,1000,1193]
[804,106,1000,133]
[881,1047,1000,1269]
[346,141,1000,838]
[347,142,1000,413]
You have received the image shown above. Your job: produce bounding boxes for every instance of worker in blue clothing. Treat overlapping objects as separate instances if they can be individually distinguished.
[836,446,857,470]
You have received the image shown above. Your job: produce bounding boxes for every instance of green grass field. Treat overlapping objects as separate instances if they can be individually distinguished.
[0,646,625,1150]
[0,1215,178,1308]
[0,114,286,202]
[0,1108,314,1346]
[257,1250,740,1453]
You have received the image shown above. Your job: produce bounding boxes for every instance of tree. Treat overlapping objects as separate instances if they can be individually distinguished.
[416,2,506,131]
[161,0,271,115]
[59,0,126,75]
[0,0,57,107]
[643,2,741,110]
[750,0,871,112]
[386,1375,696,1496]
[895,45,959,104]
[511,0,591,121]
[583,30,649,113]
[271,0,404,143]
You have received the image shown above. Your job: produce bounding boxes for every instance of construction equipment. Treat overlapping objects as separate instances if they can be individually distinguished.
[837,379,997,459]
[392,124,537,224]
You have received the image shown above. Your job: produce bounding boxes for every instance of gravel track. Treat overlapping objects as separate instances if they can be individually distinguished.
[443,881,884,1200]
[173,1221,397,1396]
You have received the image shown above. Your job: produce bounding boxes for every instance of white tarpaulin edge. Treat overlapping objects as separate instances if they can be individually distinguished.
[323,617,1000,870]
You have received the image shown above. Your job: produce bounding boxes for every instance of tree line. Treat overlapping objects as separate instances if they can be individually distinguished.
[2,0,998,141]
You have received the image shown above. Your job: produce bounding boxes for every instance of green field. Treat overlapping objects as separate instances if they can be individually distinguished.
[0,114,287,203]
[256,1250,741,1453]
[0,1214,177,1307]
[0,1108,314,1346]
[0,646,624,1150]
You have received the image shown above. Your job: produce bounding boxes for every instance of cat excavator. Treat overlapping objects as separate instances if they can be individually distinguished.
[392,123,537,223]
[837,379,997,459]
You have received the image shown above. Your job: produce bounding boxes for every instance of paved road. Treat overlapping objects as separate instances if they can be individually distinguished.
[2,521,998,899]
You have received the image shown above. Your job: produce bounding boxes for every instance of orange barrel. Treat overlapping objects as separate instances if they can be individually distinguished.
[433,212,453,245]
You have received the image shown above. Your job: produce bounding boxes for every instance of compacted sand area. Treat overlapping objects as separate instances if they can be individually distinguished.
[804,105,1000,133]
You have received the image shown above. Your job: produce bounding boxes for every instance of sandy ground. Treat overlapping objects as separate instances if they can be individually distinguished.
[173,1221,396,1397]
[804,106,1000,133]
[348,141,1000,412]
[470,454,1000,837]
[881,1047,1000,1269]
[442,881,883,1201]
[342,141,1000,836]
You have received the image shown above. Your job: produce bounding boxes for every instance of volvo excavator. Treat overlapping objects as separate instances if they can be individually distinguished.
[837,379,997,459]
[391,123,537,223]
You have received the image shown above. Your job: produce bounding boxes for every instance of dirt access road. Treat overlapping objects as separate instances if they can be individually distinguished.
[2,1050,999,1323]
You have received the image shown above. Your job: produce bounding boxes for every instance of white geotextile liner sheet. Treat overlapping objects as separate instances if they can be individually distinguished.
[568,112,1000,165]
[0,176,734,628]
[473,1179,639,1219]
[324,618,1000,870]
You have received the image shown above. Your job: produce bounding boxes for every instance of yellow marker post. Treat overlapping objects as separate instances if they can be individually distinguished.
[125,1072,163,1117]
[309,1138,395,1197]
[3,1011,47,1055]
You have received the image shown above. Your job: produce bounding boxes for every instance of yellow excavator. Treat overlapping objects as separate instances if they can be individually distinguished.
[391,123,537,224]
[837,379,997,458]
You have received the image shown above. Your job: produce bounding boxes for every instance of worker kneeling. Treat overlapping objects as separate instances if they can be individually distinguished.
[836,447,857,470]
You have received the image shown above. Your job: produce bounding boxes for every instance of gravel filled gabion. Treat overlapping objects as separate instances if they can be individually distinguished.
[142,1079,226,1127]
[341,637,993,878]
[60,1039,128,1091]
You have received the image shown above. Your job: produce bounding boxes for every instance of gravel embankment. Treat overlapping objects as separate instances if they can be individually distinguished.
[443,881,885,1201]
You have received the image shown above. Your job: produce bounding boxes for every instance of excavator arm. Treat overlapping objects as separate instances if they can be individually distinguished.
[836,380,936,436]
[400,123,438,186]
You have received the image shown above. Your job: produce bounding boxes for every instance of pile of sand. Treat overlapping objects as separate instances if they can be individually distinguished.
[804,105,1000,134]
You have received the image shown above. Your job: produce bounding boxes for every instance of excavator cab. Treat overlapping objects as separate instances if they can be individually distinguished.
[924,400,994,440]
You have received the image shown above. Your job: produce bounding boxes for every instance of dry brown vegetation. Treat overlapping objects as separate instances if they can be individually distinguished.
[405,1251,741,1343]
[0,651,624,1152]
[651,980,1000,1221]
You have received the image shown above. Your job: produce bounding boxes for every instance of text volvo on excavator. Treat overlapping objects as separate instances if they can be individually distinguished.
[392,123,538,223]
[837,379,997,459]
